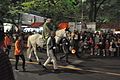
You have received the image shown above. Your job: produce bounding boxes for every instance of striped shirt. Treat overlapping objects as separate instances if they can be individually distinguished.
[0,49,15,80]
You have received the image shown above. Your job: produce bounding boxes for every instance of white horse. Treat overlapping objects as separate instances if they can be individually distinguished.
[27,29,66,62]
[27,33,45,62]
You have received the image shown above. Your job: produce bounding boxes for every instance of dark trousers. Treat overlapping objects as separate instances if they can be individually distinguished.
[72,40,80,58]
[5,45,11,56]
[15,55,25,70]
[60,53,69,62]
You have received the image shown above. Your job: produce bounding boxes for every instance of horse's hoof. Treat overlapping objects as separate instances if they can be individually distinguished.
[38,61,42,65]
[29,59,32,62]
[42,65,48,70]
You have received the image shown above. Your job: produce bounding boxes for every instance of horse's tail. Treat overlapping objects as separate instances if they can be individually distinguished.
[27,37,32,58]
[27,37,32,48]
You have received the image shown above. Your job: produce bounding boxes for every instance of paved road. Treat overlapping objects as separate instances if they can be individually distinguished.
[9,50,120,80]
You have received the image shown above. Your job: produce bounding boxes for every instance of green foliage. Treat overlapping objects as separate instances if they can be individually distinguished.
[0,0,119,23]
[95,0,120,22]
[21,0,82,23]
[0,0,10,21]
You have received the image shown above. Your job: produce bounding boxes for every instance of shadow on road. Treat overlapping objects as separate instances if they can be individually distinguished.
[23,68,96,76]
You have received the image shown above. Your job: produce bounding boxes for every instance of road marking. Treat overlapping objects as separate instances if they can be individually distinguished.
[86,70,120,76]
[58,65,83,70]
[10,59,120,77]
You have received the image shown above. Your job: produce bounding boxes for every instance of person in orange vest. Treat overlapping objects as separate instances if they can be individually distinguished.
[14,36,26,71]
[4,33,12,56]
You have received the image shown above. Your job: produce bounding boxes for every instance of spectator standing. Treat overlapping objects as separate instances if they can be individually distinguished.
[105,40,110,56]
[4,33,12,56]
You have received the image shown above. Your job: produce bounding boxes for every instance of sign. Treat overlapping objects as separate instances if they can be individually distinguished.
[86,22,96,31]
[22,13,45,25]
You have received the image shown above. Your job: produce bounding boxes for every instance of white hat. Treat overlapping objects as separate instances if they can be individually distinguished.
[46,18,51,21]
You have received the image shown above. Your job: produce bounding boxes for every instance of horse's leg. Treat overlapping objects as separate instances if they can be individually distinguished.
[27,38,33,60]
[33,45,40,62]
[27,47,30,58]
[28,47,33,60]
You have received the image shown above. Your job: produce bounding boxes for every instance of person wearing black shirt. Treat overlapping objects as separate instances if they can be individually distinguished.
[60,33,70,63]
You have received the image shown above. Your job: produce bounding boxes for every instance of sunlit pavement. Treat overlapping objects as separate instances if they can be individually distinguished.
[9,50,120,80]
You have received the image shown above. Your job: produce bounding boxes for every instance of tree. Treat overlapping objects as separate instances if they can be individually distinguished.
[0,0,10,22]
[87,0,107,22]
[22,0,82,24]
[97,0,120,22]
[1,0,119,24]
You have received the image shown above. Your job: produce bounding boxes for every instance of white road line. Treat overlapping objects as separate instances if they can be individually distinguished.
[86,70,120,76]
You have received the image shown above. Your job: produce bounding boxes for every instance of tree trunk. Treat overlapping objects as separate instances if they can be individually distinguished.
[94,0,97,22]
[89,0,107,22]
[89,0,94,22]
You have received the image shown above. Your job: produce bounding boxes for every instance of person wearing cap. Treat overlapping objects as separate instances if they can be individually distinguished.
[43,31,59,72]
[0,22,15,80]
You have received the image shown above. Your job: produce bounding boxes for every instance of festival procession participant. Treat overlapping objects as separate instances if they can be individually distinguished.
[43,31,60,72]
[0,21,15,80]
[14,35,26,71]
[70,30,80,58]
[4,33,12,56]
[60,31,71,64]
[42,18,55,42]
